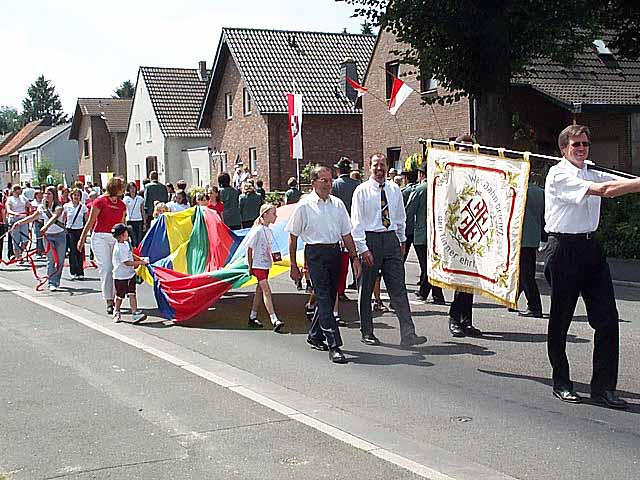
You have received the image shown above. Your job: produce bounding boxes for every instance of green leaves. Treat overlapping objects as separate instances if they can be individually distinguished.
[22,75,67,125]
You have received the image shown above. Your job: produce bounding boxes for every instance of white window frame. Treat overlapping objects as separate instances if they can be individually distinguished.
[135,123,141,144]
[145,120,152,142]
[225,93,233,119]
[192,167,201,187]
[249,147,257,174]
[134,164,141,181]
[243,88,252,115]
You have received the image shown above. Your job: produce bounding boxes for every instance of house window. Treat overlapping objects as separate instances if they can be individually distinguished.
[420,75,438,93]
[145,121,152,142]
[135,123,141,144]
[249,147,257,173]
[192,167,200,187]
[225,93,233,119]
[134,164,141,180]
[243,88,252,115]
[83,139,89,157]
[385,61,400,100]
[386,147,402,172]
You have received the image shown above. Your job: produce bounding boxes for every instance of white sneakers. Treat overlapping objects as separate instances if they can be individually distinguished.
[48,285,58,292]
[132,311,147,324]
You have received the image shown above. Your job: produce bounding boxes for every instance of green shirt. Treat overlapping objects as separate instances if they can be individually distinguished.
[521,182,545,248]
[285,188,301,204]
[219,186,241,227]
[402,182,417,236]
[404,181,427,245]
[239,191,263,223]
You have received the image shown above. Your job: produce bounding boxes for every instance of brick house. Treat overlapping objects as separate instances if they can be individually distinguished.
[125,64,211,185]
[0,119,52,187]
[68,98,132,185]
[198,28,376,190]
[363,30,640,174]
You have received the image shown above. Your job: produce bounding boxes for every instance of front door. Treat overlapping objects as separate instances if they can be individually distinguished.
[145,156,158,178]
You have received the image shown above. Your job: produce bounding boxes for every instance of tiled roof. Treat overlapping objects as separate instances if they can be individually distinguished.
[18,123,72,152]
[79,98,132,131]
[201,28,376,122]
[514,41,640,110]
[140,67,211,138]
[0,120,50,157]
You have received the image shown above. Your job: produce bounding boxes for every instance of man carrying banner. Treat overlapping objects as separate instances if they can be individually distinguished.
[351,153,427,348]
[544,124,640,408]
[286,166,361,364]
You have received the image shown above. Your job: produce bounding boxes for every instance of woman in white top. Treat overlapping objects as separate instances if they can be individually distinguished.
[63,188,89,279]
[31,190,45,256]
[11,186,66,291]
[124,182,145,247]
[6,184,30,260]
[166,190,190,212]
[245,203,284,332]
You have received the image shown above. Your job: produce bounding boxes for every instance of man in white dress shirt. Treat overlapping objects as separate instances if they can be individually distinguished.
[286,166,361,364]
[351,153,427,348]
[544,124,640,409]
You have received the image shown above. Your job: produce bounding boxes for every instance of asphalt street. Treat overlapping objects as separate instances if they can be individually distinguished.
[1,252,639,479]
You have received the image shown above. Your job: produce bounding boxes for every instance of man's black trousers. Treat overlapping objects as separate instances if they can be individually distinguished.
[543,235,619,394]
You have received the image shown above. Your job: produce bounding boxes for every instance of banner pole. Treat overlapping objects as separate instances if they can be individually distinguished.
[419,138,637,179]
[296,158,300,187]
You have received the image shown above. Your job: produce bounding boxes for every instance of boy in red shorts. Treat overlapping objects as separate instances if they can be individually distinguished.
[111,223,148,323]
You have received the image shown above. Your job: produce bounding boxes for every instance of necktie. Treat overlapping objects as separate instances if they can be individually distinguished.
[380,184,391,229]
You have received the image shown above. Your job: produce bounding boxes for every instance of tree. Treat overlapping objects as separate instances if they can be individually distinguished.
[22,75,67,125]
[345,1,640,146]
[113,80,135,99]
[34,159,63,186]
[0,106,22,135]
[361,21,374,35]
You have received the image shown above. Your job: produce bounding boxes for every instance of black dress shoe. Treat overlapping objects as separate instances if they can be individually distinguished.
[432,298,446,305]
[448,318,465,338]
[306,336,329,351]
[361,334,381,346]
[519,309,543,318]
[462,323,482,337]
[591,391,628,409]
[329,348,347,364]
[553,388,582,404]
[335,316,347,327]
[400,334,428,347]
[248,317,264,328]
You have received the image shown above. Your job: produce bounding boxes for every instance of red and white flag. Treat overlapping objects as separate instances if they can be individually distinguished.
[346,77,368,98]
[388,77,413,115]
[286,93,303,159]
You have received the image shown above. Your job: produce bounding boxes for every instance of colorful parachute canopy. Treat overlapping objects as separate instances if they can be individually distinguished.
[137,204,303,322]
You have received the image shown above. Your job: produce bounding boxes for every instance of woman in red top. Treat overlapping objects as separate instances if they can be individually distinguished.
[207,186,224,218]
[78,177,126,314]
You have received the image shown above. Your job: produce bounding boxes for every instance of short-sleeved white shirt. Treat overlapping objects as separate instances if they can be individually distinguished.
[38,204,65,235]
[6,195,29,221]
[545,158,616,234]
[124,195,144,221]
[63,201,88,229]
[284,191,352,244]
[112,241,136,280]
[245,224,275,269]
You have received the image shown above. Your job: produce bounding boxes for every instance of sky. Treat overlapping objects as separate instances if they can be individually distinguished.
[0,0,367,116]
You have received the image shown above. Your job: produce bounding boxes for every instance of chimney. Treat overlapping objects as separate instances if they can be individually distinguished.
[340,57,358,103]
[198,60,208,82]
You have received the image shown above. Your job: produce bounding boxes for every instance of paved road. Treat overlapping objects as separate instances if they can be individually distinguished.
[1,253,639,479]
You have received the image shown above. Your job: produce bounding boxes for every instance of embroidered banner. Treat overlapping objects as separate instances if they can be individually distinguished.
[426,143,530,308]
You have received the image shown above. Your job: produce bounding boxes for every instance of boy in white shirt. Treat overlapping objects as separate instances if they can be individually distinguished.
[111,223,148,323]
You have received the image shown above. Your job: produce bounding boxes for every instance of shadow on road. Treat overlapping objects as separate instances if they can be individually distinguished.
[478,368,640,413]
[481,331,590,344]
[342,349,435,367]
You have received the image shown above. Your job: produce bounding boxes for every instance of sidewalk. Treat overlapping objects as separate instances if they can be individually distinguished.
[535,252,640,287]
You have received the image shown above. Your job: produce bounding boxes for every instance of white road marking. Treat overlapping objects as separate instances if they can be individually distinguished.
[0,277,518,480]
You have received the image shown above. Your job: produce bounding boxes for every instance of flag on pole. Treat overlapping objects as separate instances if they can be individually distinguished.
[425,142,529,308]
[286,93,303,159]
[388,77,413,115]
[346,77,368,97]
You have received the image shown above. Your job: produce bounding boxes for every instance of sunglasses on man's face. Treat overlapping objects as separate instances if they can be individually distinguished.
[570,141,591,148]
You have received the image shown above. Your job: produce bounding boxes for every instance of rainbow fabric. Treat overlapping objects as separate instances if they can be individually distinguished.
[137,204,303,322]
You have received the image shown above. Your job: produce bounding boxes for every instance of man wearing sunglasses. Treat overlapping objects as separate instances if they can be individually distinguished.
[544,124,640,409]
